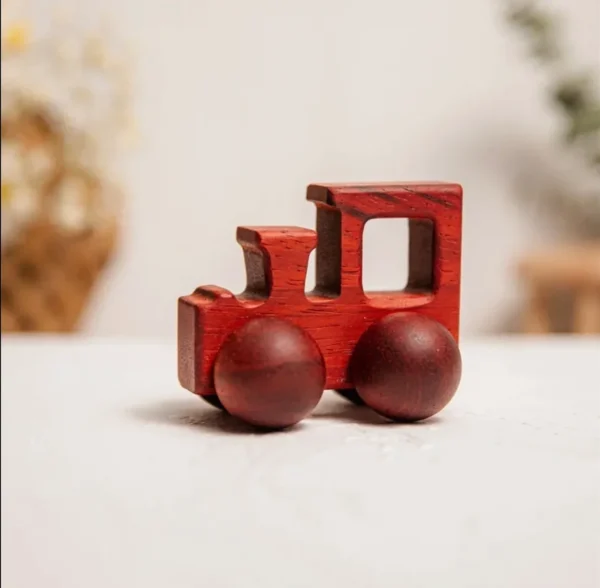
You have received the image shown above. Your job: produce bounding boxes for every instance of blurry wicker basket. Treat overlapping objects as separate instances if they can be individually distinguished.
[1,220,117,333]
[0,13,132,333]
[1,103,120,333]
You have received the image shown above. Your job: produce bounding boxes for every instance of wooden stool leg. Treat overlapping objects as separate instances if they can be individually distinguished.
[573,288,600,334]
[523,283,552,334]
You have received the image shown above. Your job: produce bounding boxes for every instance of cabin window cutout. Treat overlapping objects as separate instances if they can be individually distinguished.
[362,218,434,293]
[362,218,409,292]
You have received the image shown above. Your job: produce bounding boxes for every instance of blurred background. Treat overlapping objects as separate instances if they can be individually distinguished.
[1,0,599,338]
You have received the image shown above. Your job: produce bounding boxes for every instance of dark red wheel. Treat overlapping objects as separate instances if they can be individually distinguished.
[214,317,326,429]
[350,312,462,422]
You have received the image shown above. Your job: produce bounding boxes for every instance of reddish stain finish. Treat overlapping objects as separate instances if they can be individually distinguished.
[214,317,325,429]
[350,312,462,422]
[178,182,463,407]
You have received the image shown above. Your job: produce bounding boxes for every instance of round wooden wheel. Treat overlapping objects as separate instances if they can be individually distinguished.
[213,317,326,429]
[349,312,462,422]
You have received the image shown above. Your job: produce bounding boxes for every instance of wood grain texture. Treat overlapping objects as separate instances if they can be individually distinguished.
[214,317,325,428]
[350,312,462,421]
[178,182,462,400]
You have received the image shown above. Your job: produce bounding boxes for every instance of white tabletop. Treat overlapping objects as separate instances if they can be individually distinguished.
[1,336,599,588]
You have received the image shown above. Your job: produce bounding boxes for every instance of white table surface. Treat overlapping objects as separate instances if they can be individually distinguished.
[1,336,599,588]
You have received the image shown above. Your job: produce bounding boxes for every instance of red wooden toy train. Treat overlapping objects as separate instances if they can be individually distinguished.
[178,182,463,429]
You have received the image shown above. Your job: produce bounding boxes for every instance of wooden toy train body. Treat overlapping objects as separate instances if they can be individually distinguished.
[178,183,462,401]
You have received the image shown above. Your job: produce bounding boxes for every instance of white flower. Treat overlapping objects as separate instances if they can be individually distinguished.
[1,9,132,246]
[1,141,26,183]
[84,36,109,69]
[1,140,42,245]
[52,174,90,231]
[0,182,40,247]
[54,36,81,69]
[25,145,58,185]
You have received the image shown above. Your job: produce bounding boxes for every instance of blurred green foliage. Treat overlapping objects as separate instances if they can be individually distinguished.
[507,1,600,171]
